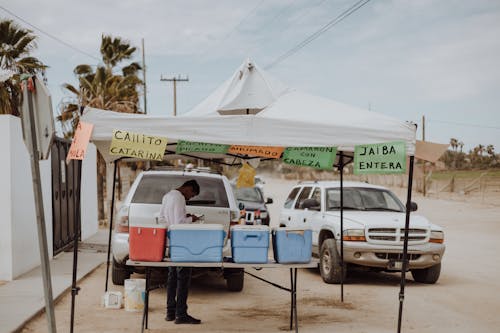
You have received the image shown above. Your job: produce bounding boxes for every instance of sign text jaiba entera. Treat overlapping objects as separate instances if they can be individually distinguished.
[109,130,167,161]
[354,141,406,174]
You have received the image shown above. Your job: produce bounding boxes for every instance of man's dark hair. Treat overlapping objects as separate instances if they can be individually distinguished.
[181,180,200,195]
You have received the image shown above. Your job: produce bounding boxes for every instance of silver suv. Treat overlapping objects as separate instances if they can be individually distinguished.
[112,169,244,291]
[279,181,445,284]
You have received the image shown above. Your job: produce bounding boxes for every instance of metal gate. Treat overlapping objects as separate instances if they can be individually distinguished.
[51,137,82,255]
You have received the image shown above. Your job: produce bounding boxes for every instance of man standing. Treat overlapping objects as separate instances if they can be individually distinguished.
[160,180,201,325]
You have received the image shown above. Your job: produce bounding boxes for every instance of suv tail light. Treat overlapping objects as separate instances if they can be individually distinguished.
[229,210,240,239]
[115,205,130,233]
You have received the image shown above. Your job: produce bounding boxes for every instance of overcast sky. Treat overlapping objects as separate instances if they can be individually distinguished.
[2,0,500,151]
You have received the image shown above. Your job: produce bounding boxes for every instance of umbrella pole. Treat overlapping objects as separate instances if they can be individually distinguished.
[70,160,83,333]
[105,161,118,292]
[397,155,415,333]
[339,151,345,302]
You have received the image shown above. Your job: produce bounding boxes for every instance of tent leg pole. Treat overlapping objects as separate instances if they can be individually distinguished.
[105,161,118,292]
[339,151,344,303]
[397,155,415,333]
[70,160,82,333]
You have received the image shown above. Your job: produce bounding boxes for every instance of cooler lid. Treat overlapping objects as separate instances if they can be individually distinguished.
[129,223,167,229]
[272,227,312,232]
[169,223,224,231]
[231,225,270,232]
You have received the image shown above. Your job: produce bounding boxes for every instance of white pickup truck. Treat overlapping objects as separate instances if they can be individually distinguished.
[279,181,445,284]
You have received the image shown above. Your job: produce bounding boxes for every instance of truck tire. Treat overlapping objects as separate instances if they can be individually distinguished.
[226,269,244,292]
[112,258,131,285]
[320,238,346,284]
[411,263,441,284]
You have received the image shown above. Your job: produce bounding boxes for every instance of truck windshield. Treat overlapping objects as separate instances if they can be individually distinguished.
[233,186,264,203]
[326,187,404,212]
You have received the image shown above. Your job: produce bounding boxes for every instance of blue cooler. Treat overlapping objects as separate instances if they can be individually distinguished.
[168,224,225,262]
[272,227,312,263]
[231,225,270,263]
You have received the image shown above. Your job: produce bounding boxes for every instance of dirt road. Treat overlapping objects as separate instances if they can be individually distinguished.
[22,177,500,332]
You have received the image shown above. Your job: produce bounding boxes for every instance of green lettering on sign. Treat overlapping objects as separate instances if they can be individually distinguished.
[176,140,230,154]
[282,147,337,170]
[354,141,406,174]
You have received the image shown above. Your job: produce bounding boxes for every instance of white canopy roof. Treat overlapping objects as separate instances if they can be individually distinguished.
[81,59,416,162]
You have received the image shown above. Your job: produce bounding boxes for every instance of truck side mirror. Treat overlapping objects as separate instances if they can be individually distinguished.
[266,198,273,204]
[238,202,245,210]
[410,202,418,211]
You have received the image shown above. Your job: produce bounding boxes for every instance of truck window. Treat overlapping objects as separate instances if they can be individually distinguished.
[284,187,300,209]
[295,186,312,209]
[131,174,229,208]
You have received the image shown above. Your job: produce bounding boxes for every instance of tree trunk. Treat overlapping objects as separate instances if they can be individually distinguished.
[97,152,106,221]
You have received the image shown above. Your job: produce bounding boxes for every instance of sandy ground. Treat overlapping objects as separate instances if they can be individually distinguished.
[22,176,500,333]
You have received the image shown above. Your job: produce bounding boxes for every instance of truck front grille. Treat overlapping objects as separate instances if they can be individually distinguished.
[367,227,428,245]
[375,253,421,261]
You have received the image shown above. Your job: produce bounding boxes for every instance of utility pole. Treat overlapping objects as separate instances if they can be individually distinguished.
[141,38,147,114]
[160,74,189,116]
[422,115,426,196]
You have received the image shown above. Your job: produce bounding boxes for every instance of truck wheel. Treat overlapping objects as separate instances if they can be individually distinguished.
[112,258,131,285]
[411,263,441,284]
[226,269,244,292]
[320,239,346,284]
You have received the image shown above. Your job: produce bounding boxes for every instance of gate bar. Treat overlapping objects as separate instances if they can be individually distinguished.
[105,161,118,292]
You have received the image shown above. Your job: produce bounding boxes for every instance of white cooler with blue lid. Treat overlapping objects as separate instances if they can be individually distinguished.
[168,224,225,262]
[231,225,270,263]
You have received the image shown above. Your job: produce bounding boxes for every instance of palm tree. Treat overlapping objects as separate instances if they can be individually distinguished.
[486,144,495,157]
[0,19,46,115]
[58,34,143,221]
[450,138,458,152]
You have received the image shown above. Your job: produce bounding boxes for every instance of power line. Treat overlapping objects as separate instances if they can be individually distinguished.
[240,0,328,57]
[265,0,372,70]
[198,0,265,59]
[428,119,500,130]
[0,5,100,62]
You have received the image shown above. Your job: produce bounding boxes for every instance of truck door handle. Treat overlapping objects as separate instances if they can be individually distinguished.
[288,217,291,221]
[303,218,306,222]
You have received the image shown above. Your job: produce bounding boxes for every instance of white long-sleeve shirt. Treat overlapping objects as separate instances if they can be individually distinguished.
[159,189,192,227]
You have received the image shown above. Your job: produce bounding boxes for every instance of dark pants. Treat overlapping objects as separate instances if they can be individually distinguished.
[166,267,192,318]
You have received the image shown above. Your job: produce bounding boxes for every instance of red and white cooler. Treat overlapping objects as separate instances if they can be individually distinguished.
[129,223,167,262]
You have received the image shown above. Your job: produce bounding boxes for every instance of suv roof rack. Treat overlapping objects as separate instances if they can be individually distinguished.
[151,166,222,175]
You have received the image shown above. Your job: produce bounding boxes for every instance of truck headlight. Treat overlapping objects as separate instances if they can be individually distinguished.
[342,229,366,242]
[430,231,444,244]
[260,211,268,218]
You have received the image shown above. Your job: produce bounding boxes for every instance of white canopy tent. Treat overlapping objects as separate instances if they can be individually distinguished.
[80,59,417,333]
[82,59,416,162]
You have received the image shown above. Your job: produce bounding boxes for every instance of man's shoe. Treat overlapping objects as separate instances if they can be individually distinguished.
[175,314,201,324]
[165,313,175,321]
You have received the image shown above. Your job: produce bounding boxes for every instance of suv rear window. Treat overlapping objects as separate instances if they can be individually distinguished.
[131,174,229,207]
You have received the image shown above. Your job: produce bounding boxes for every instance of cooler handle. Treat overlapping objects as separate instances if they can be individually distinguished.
[136,227,159,236]
[244,234,261,240]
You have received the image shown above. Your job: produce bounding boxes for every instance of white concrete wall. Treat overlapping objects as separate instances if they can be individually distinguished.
[81,143,98,240]
[0,115,98,280]
[0,117,14,281]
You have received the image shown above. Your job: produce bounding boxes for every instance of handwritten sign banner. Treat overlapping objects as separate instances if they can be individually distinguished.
[176,140,229,154]
[283,147,337,170]
[66,121,94,164]
[354,141,406,174]
[109,130,167,161]
[228,145,284,159]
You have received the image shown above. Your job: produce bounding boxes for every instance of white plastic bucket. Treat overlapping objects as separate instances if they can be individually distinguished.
[103,291,123,309]
[124,279,146,312]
